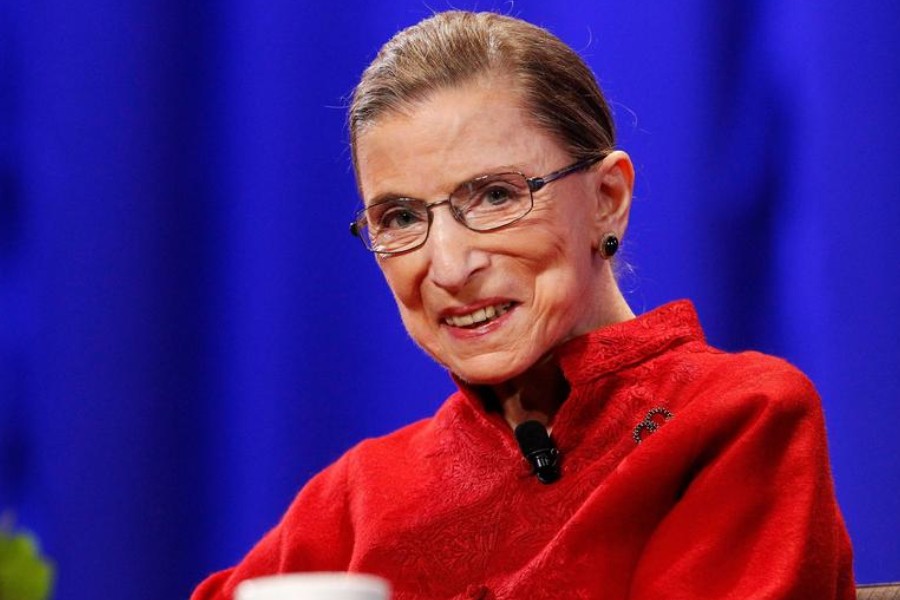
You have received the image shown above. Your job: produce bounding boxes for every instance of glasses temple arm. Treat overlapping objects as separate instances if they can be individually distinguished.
[527,155,605,192]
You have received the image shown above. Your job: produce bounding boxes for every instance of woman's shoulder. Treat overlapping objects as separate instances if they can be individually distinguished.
[696,344,814,390]
[348,415,437,459]
[687,342,810,381]
[666,343,822,423]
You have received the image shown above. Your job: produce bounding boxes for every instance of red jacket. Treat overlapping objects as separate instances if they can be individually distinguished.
[192,301,854,599]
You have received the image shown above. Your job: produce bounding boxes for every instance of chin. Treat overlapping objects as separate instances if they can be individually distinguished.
[444,354,533,386]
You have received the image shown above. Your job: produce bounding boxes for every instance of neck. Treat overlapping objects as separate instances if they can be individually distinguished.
[489,275,635,429]
[488,357,570,430]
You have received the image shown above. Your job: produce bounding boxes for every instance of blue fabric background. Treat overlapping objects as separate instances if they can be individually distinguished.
[1,1,898,597]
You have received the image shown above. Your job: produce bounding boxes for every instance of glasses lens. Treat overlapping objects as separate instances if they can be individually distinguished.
[451,173,532,231]
[360,198,429,253]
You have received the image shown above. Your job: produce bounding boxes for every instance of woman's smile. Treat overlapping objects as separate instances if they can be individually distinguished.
[440,300,519,340]
[440,300,516,329]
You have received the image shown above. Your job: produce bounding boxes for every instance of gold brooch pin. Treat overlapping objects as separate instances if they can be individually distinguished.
[633,407,674,444]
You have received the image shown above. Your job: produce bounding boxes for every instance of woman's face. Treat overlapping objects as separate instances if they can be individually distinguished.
[355,77,611,384]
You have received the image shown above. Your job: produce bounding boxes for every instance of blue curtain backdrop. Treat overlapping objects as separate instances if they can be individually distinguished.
[1,0,898,597]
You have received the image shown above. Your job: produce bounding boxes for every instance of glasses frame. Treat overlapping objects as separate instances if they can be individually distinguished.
[349,155,604,256]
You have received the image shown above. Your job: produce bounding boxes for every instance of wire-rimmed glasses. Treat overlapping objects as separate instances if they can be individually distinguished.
[349,155,603,256]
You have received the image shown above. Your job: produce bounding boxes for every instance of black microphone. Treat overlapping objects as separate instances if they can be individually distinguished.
[514,420,560,484]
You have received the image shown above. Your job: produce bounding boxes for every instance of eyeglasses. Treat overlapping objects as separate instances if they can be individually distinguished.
[349,156,603,255]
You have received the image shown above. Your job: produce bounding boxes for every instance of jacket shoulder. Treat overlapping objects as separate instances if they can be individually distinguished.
[670,344,821,418]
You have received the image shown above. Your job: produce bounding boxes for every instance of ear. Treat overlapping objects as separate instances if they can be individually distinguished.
[589,150,635,240]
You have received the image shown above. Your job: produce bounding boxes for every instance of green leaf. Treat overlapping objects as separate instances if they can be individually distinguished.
[0,530,55,600]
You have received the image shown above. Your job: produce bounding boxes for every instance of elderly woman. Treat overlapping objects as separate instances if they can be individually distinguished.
[193,11,854,600]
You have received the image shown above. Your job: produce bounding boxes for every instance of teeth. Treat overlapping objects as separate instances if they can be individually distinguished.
[444,303,512,328]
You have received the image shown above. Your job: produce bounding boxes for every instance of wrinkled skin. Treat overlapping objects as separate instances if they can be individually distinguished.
[355,75,635,419]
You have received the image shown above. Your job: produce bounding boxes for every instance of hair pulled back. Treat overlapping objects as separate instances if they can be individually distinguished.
[349,11,615,174]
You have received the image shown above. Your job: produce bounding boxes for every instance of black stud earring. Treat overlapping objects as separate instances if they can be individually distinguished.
[600,233,619,259]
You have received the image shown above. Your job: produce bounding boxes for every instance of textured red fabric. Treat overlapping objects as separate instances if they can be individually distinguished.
[192,301,854,600]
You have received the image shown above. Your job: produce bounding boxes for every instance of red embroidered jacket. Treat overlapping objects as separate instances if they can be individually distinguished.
[192,301,854,599]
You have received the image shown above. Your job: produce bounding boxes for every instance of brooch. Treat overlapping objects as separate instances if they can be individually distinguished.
[633,407,674,444]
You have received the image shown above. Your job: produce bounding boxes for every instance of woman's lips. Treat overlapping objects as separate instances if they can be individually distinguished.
[441,301,516,329]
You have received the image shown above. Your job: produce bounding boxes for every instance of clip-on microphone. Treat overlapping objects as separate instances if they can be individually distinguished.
[514,420,560,484]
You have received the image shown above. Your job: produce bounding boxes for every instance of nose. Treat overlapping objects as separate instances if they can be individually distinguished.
[424,205,490,293]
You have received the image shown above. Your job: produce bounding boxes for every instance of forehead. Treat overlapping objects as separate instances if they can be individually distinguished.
[355,77,569,203]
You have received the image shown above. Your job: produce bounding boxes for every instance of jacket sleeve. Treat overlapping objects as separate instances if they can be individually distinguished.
[628,364,855,600]
[190,454,354,600]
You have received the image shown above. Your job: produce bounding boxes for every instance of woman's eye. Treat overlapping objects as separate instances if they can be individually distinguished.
[484,186,513,206]
[379,207,422,229]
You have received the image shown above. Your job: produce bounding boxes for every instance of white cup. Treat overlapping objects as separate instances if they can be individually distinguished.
[235,573,391,600]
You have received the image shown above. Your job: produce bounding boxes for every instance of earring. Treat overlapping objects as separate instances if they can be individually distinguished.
[599,233,619,259]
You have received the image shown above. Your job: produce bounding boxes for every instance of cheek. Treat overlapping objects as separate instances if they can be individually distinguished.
[526,218,595,313]
[524,207,593,273]
[378,257,447,364]
[378,257,428,320]
[379,256,412,295]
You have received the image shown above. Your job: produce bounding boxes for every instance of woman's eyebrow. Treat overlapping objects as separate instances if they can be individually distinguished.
[366,191,422,206]
[460,164,524,182]
[366,164,528,206]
